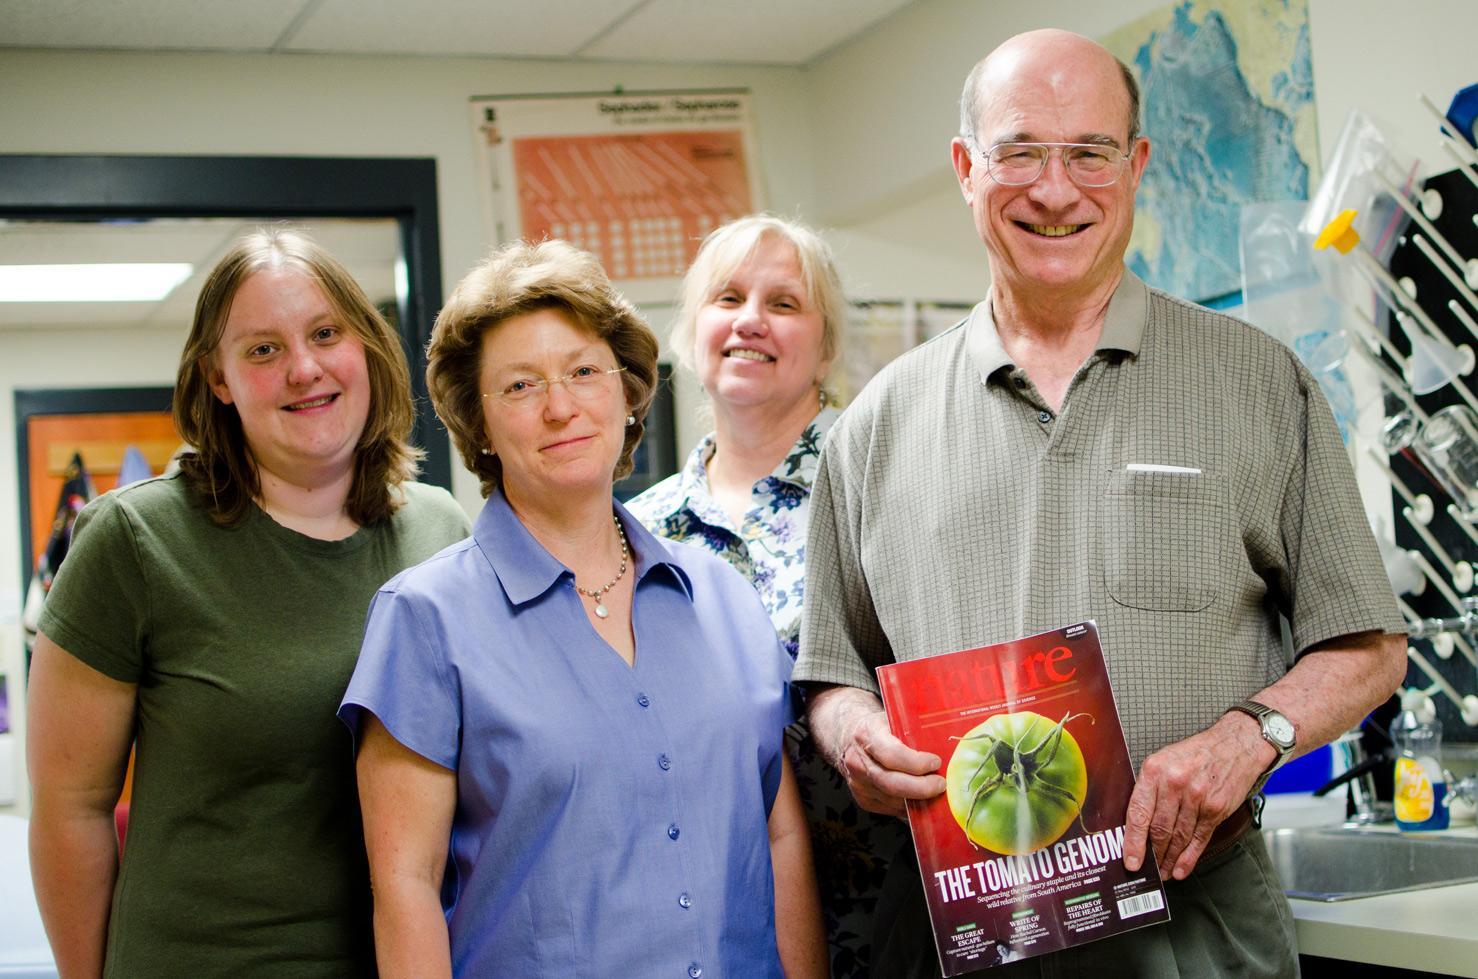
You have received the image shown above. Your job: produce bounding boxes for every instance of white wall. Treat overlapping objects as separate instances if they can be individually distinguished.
[1306,0,1478,178]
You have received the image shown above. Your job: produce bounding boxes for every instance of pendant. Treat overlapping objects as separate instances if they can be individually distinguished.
[594,602,609,619]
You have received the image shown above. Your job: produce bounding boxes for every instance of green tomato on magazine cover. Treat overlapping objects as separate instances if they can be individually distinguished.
[945,710,1092,855]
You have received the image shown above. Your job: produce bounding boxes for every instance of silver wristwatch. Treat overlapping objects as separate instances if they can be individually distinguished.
[1228,699,1295,798]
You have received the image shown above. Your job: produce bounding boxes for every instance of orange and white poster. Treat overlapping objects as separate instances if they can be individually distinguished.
[471,89,763,303]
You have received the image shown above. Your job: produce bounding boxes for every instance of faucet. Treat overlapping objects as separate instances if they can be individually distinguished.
[1314,728,1394,825]
[1406,595,1478,638]
[1446,774,1478,814]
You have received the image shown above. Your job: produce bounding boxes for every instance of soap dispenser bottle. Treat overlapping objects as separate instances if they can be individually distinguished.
[1391,692,1449,832]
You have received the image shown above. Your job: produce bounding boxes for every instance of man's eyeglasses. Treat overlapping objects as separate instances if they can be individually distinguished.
[483,365,626,406]
[971,140,1129,188]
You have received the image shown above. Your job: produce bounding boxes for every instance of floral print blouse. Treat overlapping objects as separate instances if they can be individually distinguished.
[627,407,837,661]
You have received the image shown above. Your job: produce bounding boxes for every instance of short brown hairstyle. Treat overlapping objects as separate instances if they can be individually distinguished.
[173,227,422,526]
[426,239,659,498]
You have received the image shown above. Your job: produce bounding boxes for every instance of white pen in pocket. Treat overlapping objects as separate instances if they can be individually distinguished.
[1126,463,1202,475]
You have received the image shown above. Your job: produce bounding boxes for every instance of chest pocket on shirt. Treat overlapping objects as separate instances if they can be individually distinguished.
[1103,468,1227,612]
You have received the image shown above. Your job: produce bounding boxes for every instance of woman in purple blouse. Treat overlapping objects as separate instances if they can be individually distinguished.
[339,239,826,978]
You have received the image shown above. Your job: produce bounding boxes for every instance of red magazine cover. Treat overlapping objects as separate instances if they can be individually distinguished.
[876,621,1169,974]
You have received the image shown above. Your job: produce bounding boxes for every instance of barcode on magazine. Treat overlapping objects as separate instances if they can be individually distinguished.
[1116,891,1165,919]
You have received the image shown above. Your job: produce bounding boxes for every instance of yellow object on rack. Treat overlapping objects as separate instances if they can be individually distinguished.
[1315,208,1363,254]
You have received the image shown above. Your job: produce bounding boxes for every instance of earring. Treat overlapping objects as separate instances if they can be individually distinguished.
[626,414,636,427]
[480,447,494,456]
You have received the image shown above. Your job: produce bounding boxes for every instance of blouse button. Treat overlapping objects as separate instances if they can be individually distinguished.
[688,966,703,978]
[637,693,651,708]
[667,824,680,841]
[678,891,692,909]
[658,753,672,771]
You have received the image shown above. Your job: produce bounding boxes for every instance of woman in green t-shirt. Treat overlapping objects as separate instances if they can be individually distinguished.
[26,228,470,978]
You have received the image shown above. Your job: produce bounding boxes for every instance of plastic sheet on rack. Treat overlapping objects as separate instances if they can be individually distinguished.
[1375,519,1427,598]
[1240,200,1356,439]
[1301,111,1420,265]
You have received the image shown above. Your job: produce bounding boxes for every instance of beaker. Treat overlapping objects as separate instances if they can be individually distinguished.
[1307,331,1426,453]
[1415,404,1478,518]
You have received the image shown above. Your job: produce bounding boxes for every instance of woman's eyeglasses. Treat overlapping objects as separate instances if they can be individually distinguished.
[483,365,626,406]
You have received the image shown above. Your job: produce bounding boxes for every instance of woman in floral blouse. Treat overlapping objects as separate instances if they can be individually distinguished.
[628,214,906,978]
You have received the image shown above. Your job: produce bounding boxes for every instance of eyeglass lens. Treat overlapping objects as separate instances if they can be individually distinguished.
[496,366,623,404]
[987,143,1123,187]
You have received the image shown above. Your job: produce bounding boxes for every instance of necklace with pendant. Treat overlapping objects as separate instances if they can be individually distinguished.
[574,514,629,619]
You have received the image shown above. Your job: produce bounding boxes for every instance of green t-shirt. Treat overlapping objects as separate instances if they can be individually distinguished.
[38,473,471,978]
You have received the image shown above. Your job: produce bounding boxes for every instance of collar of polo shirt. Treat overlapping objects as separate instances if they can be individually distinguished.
[965,267,1151,383]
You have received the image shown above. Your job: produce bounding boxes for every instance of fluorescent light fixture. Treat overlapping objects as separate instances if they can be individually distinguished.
[0,263,194,302]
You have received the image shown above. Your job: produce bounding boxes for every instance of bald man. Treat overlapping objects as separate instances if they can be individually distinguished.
[794,29,1405,977]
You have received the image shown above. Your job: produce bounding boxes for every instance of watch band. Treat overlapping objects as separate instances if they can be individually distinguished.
[1229,700,1295,799]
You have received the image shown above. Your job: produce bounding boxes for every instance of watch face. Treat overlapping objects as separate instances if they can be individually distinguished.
[1266,714,1295,746]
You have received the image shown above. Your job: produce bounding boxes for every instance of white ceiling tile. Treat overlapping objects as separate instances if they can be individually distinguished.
[578,0,916,64]
[285,0,640,57]
[0,0,925,63]
[0,0,307,51]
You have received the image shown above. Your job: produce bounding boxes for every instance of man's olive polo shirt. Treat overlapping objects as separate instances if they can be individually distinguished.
[795,270,1404,769]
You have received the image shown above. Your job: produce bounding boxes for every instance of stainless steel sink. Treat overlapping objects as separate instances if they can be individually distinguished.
[1262,826,1478,902]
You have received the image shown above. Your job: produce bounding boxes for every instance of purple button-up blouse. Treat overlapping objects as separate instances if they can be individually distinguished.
[340,487,791,978]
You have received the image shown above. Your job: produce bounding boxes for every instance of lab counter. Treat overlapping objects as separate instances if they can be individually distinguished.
[1288,878,1478,976]
[1263,793,1478,977]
